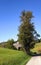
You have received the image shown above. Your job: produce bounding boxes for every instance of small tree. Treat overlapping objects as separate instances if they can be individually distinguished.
[18,11,39,54]
[6,39,15,49]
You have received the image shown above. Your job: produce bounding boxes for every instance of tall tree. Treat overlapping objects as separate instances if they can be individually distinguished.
[18,11,39,54]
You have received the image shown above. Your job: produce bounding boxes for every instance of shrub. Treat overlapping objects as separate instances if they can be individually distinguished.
[38,48,41,53]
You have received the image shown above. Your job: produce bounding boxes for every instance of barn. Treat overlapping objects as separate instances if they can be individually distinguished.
[13,42,22,50]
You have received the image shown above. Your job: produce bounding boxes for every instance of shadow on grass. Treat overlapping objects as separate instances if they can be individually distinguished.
[31,54,41,56]
[29,52,41,56]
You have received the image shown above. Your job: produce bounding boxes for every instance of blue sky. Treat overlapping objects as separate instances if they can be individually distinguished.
[0,0,41,42]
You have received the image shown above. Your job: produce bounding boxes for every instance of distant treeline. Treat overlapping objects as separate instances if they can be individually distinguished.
[0,39,17,50]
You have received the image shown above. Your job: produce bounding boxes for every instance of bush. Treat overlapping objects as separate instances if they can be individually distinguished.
[38,48,41,53]
[4,39,16,50]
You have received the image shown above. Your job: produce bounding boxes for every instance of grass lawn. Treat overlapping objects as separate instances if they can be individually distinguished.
[0,47,31,65]
[31,42,41,53]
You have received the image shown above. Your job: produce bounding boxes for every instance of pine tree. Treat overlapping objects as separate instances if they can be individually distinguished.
[18,11,40,54]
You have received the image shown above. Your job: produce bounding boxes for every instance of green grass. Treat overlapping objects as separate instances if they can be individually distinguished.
[0,47,31,65]
[31,42,41,53]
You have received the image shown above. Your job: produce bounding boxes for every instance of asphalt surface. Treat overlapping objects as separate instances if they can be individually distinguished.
[26,56,41,65]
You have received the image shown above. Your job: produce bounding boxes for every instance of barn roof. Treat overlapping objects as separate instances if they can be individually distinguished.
[13,42,22,49]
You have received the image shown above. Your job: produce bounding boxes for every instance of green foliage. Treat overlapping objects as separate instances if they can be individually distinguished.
[0,47,31,65]
[31,42,41,53]
[5,39,15,49]
[18,11,39,54]
[0,39,17,50]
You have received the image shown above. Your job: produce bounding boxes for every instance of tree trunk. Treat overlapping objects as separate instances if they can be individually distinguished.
[25,47,30,55]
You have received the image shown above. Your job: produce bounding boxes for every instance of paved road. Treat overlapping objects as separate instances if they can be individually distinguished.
[26,56,41,65]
